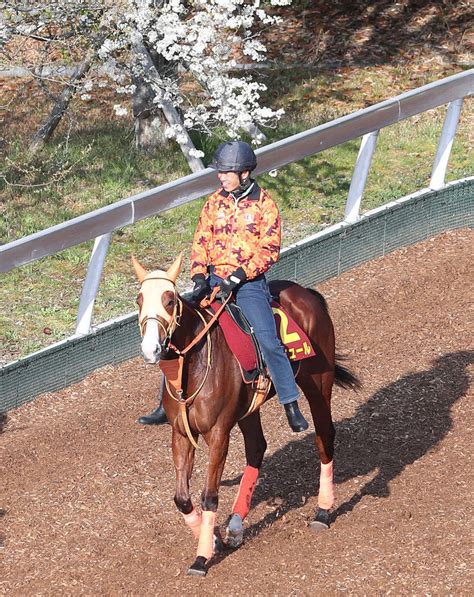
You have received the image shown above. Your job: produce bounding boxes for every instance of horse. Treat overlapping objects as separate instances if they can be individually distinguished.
[132,253,359,576]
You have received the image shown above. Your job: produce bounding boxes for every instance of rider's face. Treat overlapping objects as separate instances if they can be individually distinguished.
[217,170,249,192]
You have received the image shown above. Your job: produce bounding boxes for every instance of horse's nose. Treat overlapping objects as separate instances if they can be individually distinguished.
[141,340,161,364]
[142,348,161,364]
[141,319,161,363]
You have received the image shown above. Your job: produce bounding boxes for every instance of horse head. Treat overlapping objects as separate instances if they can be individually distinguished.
[132,253,183,363]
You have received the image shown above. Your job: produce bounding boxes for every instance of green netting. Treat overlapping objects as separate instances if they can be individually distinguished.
[1,179,472,412]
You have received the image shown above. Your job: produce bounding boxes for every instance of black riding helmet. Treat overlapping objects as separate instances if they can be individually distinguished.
[210,141,257,173]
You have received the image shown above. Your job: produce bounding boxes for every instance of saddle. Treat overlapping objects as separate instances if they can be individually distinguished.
[208,300,316,380]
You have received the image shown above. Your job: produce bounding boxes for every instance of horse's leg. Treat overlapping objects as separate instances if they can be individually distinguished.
[298,369,336,530]
[226,411,267,547]
[187,429,230,577]
[171,429,202,540]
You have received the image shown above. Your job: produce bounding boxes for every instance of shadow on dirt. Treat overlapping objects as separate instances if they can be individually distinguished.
[219,350,472,556]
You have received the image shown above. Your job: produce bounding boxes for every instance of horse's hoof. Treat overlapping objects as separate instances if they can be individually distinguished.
[213,527,224,554]
[225,513,244,548]
[309,508,330,531]
[187,556,208,577]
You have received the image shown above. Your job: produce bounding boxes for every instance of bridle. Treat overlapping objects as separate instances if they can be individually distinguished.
[138,276,182,352]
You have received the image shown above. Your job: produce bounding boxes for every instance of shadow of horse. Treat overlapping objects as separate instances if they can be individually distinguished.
[220,350,472,544]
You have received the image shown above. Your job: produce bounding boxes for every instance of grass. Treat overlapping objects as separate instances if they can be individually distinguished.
[0,61,472,364]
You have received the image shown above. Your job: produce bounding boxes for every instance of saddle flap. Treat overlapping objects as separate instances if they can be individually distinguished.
[271,301,316,361]
[225,303,253,335]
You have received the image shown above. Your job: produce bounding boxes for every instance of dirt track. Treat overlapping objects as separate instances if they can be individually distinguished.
[1,228,472,595]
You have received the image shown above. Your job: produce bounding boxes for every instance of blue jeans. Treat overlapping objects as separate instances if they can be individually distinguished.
[209,274,300,405]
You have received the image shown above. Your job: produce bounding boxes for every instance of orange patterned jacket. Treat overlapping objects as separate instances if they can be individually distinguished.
[190,182,281,280]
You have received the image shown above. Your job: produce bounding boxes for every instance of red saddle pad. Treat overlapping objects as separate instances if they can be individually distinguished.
[209,301,315,372]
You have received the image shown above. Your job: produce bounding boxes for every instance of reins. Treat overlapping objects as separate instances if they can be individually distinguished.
[167,287,231,356]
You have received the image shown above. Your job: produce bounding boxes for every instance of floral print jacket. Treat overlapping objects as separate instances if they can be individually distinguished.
[190,182,281,280]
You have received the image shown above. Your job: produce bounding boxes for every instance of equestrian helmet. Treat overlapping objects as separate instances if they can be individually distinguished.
[210,141,257,173]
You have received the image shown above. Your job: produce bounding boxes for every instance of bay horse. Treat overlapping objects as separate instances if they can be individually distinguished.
[132,253,359,576]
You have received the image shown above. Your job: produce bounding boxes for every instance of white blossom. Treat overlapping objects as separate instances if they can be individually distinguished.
[189,148,205,158]
[2,0,291,144]
[113,104,128,117]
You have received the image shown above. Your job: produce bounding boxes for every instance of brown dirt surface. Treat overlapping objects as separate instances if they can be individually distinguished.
[1,228,472,595]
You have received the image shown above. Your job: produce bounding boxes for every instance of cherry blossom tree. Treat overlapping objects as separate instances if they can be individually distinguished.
[1,0,291,170]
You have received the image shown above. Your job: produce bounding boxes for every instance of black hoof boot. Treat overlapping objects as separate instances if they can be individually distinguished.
[309,508,331,531]
[187,556,208,577]
[284,401,309,432]
[138,405,168,425]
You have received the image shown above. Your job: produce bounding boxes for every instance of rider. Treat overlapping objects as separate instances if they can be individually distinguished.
[189,141,308,432]
[138,140,308,432]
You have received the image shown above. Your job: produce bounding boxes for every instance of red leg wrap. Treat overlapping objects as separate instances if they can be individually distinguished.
[232,465,259,520]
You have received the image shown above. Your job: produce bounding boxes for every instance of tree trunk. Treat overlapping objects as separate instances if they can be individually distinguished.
[28,48,97,155]
[133,41,205,173]
[132,67,169,154]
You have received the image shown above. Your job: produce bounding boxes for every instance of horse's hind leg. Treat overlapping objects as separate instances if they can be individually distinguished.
[298,369,336,530]
[226,411,267,548]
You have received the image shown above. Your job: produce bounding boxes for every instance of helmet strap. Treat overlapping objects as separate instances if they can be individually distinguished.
[233,173,253,199]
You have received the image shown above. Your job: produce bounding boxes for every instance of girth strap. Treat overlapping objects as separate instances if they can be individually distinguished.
[179,403,199,450]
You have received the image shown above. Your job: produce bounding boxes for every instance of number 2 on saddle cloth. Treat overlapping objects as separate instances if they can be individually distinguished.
[209,300,316,376]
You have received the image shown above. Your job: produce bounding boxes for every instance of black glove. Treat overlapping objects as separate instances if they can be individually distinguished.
[216,267,247,301]
[189,274,210,305]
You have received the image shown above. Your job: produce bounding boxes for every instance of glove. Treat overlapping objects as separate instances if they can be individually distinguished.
[216,267,247,301]
[189,274,210,305]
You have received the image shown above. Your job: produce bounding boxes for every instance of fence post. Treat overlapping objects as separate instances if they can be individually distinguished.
[344,130,379,223]
[75,233,112,335]
[430,98,463,191]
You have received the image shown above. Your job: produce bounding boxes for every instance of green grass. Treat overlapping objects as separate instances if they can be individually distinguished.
[1,64,472,364]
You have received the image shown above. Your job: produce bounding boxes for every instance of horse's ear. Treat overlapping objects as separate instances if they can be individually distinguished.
[167,252,183,283]
[131,255,148,283]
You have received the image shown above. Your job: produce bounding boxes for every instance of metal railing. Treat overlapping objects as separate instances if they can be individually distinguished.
[1,69,473,337]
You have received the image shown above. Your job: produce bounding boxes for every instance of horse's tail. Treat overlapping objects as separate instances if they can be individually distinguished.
[335,354,361,390]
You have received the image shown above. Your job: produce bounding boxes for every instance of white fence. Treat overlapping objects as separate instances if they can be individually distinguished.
[1,69,473,338]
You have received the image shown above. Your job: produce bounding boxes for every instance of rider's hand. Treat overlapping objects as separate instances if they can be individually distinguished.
[216,267,247,300]
[189,274,210,305]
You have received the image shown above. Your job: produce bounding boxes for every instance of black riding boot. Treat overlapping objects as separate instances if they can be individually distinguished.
[284,401,309,432]
[138,378,168,425]
[138,404,168,425]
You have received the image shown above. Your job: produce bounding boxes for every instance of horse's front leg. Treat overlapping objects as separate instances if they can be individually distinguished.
[226,411,267,548]
[187,430,230,577]
[171,429,202,540]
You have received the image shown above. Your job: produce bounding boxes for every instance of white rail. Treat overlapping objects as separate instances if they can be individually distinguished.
[1,69,473,335]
